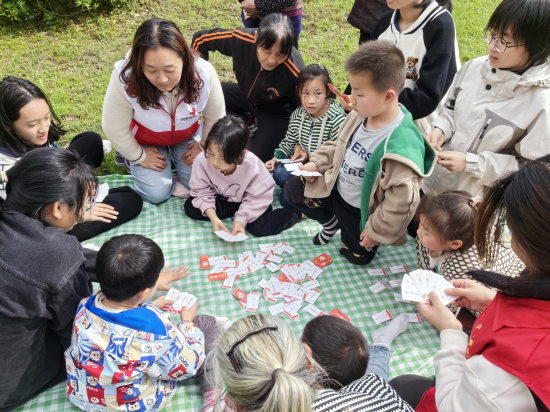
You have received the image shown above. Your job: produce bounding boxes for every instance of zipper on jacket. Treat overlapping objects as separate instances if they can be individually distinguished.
[467,118,492,153]
[248,68,263,99]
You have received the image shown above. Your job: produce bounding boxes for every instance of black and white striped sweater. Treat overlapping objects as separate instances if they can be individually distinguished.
[313,374,415,412]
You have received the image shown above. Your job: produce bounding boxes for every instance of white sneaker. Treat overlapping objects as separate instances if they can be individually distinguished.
[215,317,233,333]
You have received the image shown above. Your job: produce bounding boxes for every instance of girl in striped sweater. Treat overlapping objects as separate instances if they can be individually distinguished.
[265,64,346,207]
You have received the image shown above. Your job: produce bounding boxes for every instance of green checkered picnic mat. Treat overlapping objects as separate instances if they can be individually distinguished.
[16,175,440,412]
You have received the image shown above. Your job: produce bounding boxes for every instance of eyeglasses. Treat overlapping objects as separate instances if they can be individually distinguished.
[483,28,524,53]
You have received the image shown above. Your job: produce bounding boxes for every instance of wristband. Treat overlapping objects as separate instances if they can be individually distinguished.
[128,147,144,163]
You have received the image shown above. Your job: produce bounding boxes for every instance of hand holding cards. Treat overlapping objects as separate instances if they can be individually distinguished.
[401,269,458,305]
[215,230,249,242]
[164,288,198,314]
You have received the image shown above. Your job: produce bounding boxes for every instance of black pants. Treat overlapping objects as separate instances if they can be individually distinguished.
[66,132,143,242]
[344,30,371,97]
[284,176,368,257]
[389,375,435,409]
[184,195,301,237]
[222,82,291,163]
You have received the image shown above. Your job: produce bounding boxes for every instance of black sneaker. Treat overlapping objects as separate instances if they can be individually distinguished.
[115,150,126,167]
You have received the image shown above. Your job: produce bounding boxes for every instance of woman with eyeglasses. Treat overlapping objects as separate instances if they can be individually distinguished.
[423,0,550,197]
[0,77,143,241]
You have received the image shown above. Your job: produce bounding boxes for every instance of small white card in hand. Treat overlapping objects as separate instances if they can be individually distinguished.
[284,163,301,171]
[264,262,280,272]
[278,159,302,164]
[401,270,458,305]
[372,310,393,325]
[304,304,323,317]
[405,313,422,323]
[291,170,322,177]
[95,183,110,203]
[246,292,260,312]
[214,231,249,242]
[166,288,181,302]
[266,254,283,263]
[389,265,409,274]
[369,281,388,294]
[367,268,387,276]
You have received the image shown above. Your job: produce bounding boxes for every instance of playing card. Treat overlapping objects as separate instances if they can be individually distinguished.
[258,279,269,289]
[401,274,425,302]
[406,313,422,323]
[432,276,459,305]
[288,283,306,301]
[208,272,227,281]
[367,269,387,276]
[389,279,403,288]
[304,304,323,317]
[300,279,320,291]
[214,231,249,242]
[410,270,431,300]
[259,243,276,252]
[306,266,323,280]
[269,302,286,315]
[222,274,238,289]
[372,310,393,325]
[95,183,110,203]
[272,242,288,255]
[200,255,210,270]
[281,242,295,254]
[165,288,181,302]
[277,281,291,298]
[263,288,277,303]
[394,292,414,304]
[237,301,245,308]
[266,254,283,263]
[268,278,282,296]
[208,255,227,266]
[246,292,260,312]
[312,253,333,268]
[330,308,351,322]
[232,288,248,303]
[277,159,302,164]
[239,251,254,264]
[284,163,301,171]
[284,299,303,317]
[401,270,459,305]
[264,262,280,272]
[82,243,101,251]
[181,293,197,310]
[389,265,409,274]
[305,288,322,304]
[291,170,322,177]
[369,281,388,294]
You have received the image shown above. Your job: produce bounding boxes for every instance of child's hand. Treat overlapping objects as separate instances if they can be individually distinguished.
[152,295,174,309]
[157,264,191,291]
[212,217,230,233]
[180,302,198,322]
[359,229,379,249]
[299,162,320,183]
[83,203,119,223]
[265,158,277,172]
[291,145,308,162]
[339,95,354,112]
[232,221,246,236]
[427,127,445,151]
[417,292,462,332]
[437,151,467,173]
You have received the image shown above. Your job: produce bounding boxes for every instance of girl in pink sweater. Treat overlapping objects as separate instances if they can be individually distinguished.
[184,114,302,237]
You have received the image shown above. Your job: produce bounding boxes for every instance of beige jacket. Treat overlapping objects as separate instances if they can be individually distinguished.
[425,56,550,196]
[305,109,436,246]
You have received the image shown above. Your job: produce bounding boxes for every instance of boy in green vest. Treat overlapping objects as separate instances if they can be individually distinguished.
[285,40,436,265]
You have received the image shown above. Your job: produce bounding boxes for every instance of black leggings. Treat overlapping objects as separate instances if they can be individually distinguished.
[184,195,301,237]
[222,82,291,163]
[66,132,143,242]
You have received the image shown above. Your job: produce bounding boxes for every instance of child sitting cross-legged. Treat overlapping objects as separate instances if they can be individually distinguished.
[185,114,302,237]
[285,40,436,265]
[65,234,226,412]
[264,63,347,207]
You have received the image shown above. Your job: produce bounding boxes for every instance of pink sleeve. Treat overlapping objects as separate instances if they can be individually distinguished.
[190,155,216,215]
[234,166,275,227]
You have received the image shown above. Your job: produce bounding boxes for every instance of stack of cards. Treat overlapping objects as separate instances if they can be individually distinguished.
[164,288,198,314]
[291,170,322,177]
[214,231,249,242]
[277,159,302,164]
[401,269,458,305]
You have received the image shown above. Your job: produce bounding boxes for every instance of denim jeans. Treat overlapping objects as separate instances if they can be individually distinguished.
[365,344,390,382]
[130,125,202,204]
[272,163,295,208]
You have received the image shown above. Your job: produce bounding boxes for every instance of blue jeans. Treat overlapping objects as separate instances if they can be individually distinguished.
[273,163,294,208]
[130,126,202,204]
[365,344,390,382]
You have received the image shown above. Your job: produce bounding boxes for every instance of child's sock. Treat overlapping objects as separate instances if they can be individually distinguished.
[172,176,191,199]
[313,216,340,245]
[371,314,409,349]
[339,244,376,266]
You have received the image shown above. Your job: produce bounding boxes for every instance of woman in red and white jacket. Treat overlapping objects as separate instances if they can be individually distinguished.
[390,155,550,412]
[103,18,225,204]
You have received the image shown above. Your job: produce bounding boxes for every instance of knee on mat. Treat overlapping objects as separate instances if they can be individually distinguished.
[136,181,172,204]
[272,165,289,187]
[284,176,305,204]
[184,197,202,219]
[116,187,144,218]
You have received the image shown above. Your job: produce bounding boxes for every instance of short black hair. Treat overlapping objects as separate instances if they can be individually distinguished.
[296,64,336,102]
[345,40,406,94]
[96,234,165,302]
[301,315,369,389]
[256,13,294,59]
[204,114,250,165]
[487,0,550,67]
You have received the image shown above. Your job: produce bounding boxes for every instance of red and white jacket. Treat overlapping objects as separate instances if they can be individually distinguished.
[113,57,212,148]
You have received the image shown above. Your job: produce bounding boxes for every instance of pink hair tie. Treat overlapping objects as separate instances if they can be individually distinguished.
[470,195,481,209]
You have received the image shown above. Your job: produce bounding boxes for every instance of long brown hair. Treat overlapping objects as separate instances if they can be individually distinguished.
[475,155,550,276]
[120,18,203,110]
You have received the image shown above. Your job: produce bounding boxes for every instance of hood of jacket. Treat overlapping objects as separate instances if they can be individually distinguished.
[0,212,87,318]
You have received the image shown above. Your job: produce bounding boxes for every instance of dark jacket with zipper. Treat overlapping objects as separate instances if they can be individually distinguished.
[0,212,96,410]
[192,27,304,117]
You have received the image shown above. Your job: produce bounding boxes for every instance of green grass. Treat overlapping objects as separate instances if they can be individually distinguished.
[0,0,498,175]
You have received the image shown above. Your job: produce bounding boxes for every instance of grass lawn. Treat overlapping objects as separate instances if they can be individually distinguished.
[0,0,499,175]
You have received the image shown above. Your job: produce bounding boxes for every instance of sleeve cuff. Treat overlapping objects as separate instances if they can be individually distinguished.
[273,152,286,160]
[199,202,216,216]
[432,118,453,142]
[440,329,469,351]
[234,215,249,227]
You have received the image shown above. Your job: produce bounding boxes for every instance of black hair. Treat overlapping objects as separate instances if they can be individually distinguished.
[301,315,369,389]
[416,0,453,13]
[0,147,97,221]
[96,234,165,302]
[296,64,336,102]
[203,114,250,166]
[0,77,67,156]
[486,0,550,67]
[256,13,294,59]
